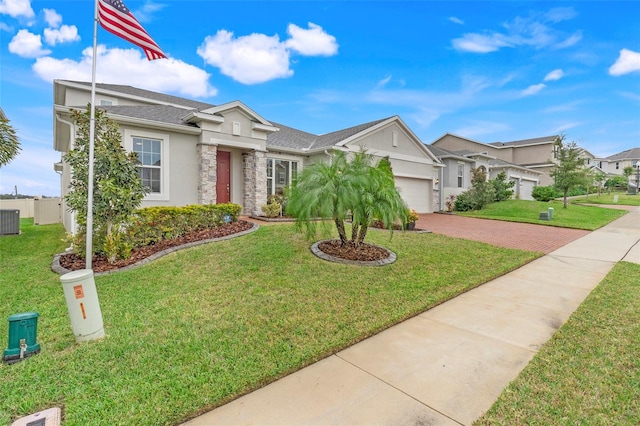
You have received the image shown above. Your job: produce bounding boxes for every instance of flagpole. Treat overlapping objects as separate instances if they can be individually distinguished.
[86,0,100,269]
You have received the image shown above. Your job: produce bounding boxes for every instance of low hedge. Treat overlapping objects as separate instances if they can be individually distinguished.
[126,203,242,247]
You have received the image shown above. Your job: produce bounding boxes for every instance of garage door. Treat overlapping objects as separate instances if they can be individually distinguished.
[518,179,536,201]
[395,177,432,213]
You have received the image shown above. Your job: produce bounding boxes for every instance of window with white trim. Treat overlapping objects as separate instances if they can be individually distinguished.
[133,137,162,193]
[267,158,298,195]
[457,164,464,188]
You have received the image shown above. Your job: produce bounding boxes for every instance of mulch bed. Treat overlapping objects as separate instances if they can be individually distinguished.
[58,220,254,273]
[318,240,390,262]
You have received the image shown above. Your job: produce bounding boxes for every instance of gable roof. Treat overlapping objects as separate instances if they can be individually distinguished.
[607,147,640,161]
[488,135,558,147]
[57,80,214,110]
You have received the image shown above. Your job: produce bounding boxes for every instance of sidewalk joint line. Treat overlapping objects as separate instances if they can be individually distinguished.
[334,353,465,426]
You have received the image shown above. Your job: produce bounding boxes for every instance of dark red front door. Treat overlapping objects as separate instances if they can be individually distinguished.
[216,151,231,204]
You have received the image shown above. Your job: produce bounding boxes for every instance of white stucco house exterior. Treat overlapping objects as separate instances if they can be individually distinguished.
[53,80,442,233]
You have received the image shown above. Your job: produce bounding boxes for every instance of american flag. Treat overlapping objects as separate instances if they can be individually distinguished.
[98,0,166,60]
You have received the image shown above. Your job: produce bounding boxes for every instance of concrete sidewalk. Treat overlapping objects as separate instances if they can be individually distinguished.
[184,208,640,426]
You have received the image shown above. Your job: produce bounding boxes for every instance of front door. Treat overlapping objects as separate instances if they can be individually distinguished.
[216,151,231,204]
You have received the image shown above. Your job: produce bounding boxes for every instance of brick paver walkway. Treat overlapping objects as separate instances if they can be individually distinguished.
[416,213,590,254]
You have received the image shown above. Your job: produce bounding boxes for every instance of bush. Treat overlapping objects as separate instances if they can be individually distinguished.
[532,185,560,202]
[126,203,241,248]
[261,200,281,218]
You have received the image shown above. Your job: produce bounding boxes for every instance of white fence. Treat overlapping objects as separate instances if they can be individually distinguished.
[0,198,62,225]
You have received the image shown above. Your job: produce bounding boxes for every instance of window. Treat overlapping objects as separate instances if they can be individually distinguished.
[267,158,298,195]
[616,162,619,170]
[457,164,464,188]
[99,99,113,106]
[133,137,162,193]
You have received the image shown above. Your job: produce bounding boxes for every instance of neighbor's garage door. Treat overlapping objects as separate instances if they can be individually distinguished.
[395,177,432,213]
[519,179,536,201]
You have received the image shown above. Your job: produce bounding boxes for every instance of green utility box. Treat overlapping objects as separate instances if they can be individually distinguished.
[3,312,41,364]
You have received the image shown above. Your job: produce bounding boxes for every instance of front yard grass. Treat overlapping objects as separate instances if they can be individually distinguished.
[475,261,640,425]
[1,219,539,425]
[572,191,640,206]
[457,199,627,230]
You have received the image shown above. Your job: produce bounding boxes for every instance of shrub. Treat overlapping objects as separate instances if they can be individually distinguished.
[261,200,281,218]
[407,209,419,223]
[491,171,515,202]
[532,185,560,202]
[444,195,456,212]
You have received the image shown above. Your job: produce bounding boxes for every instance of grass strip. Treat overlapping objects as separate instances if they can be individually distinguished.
[475,261,640,425]
[457,199,626,230]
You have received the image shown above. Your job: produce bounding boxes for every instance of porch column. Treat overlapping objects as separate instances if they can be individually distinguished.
[243,150,267,216]
[198,143,217,204]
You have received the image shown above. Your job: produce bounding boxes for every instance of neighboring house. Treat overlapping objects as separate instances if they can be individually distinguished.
[428,145,542,207]
[595,148,640,180]
[53,80,442,233]
[431,133,560,186]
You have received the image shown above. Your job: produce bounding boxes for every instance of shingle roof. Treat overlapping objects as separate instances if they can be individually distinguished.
[98,105,199,127]
[64,80,214,110]
[606,147,640,161]
[489,135,558,147]
[266,117,392,151]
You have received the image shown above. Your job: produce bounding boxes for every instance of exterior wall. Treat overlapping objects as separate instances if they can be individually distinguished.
[63,87,156,108]
[432,135,504,159]
[511,143,553,165]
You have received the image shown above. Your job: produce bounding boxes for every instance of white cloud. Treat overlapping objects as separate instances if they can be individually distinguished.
[452,33,512,53]
[285,22,338,56]
[197,23,338,85]
[8,29,50,57]
[33,45,218,98]
[198,30,291,85]
[544,69,564,81]
[0,0,35,19]
[44,24,80,45]
[131,1,166,24]
[0,21,12,31]
[43,8,61,27]
[448,16,464,25]
[521,83,546,96]
[376,75,392,89]
[609,49,640,76]
[452,7,581,53]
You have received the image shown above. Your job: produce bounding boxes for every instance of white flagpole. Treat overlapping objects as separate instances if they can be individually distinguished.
[86,0,100,269]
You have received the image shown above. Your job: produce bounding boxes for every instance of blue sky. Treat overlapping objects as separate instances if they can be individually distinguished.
[1,0,639,196]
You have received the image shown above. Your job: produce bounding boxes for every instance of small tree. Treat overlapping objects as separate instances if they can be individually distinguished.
[623,166,634,186]
[287,149,407,247]
[593,171,607,196]
[550,135,588,208]
[491,171,515,202]
[0,114,21,167]
[454,167,495,211]
[64,106,148,262]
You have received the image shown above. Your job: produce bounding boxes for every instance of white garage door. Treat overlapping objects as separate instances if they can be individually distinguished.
[519,180,536,201]
[395,177,432,213]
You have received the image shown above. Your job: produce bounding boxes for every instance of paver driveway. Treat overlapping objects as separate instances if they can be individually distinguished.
[416,213,590,254]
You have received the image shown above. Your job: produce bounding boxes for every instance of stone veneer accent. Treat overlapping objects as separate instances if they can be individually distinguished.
[243,151,267,216]
[198,144,217,204]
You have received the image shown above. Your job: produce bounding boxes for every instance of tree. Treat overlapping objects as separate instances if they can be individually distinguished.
[623,166,634,185]
[0,114,21,167]
[286,149,407,248]
[550,135,588,208]
[491,171,515,201]
[454,167,495,211]
[64,106,148,262]
[593,171,607,196]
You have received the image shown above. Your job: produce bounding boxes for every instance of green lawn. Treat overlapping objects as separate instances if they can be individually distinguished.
[1,219,539,425]
[457,199,627,230]
[475,261,640,425]
[572,191,640,206]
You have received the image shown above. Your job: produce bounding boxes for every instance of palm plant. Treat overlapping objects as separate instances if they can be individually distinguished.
[287,149,408,247]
